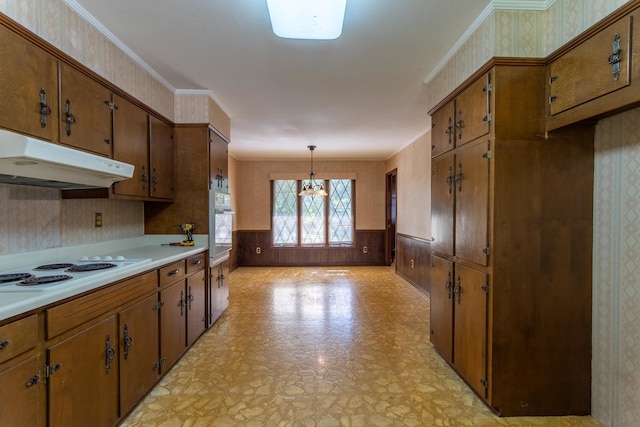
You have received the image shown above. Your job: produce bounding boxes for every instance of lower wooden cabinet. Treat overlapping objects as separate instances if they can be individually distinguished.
[209,258,229,326]
[187,269,207,347]
[118,294,160,416]
[159,280,187,374]
[47,315,118,427]
[0,353,42,427]
[429,256,453,364]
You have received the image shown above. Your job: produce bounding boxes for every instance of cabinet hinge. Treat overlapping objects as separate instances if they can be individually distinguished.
[104,100,119,112]
[480,378,489,389]
[482,150,491,159]
[481,284,490,294]
[483,83,492,93]
[482,246,490,255]
[482,113,492,123]
[44,362,61,379]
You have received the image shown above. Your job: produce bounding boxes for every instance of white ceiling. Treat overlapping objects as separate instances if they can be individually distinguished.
[68,0,496,160]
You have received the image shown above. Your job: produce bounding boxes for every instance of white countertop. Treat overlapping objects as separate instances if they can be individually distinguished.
[0,235,209,322]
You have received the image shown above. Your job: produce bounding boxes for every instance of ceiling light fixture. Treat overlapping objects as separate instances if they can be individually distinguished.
[299,145,327,197]
[266,0,347,40]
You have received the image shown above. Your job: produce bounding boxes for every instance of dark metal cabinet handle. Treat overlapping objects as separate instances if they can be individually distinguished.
[105,334,116,374]
[39,88,51,128]
[64,99,76,136]
[123,323,134,360]
[180,290,185,316]
[445,272,452,299]
[25,373,40,387]
[453,276,462,305]
[0,340,9,350]
[454,163,463,192]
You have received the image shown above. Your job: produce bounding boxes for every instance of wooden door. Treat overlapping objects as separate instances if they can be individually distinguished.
[210,261,230,324]
[431,100,455,156]
[48,316,118,427]
[455,140,490,266]
[112,94,149,198]
[455,73,490,147]
[548,15,631,115]
[429,256,454,364]
[58,62,112,156]
[118,294,160,416]
[0,24,58,140]
[431,153,455,256]
[187,269,207,346]
[0,354,42,427]
[159,281,186,373]
[149,116,175,200]
[453,264,488,397]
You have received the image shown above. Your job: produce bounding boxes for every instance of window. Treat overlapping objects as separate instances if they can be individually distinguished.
[273,179,354,247]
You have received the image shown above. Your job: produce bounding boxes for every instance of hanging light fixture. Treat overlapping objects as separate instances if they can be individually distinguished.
[299,145,328,197]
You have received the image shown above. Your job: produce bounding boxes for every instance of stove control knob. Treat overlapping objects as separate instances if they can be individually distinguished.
[79,256,89,261]
[91,256,101,261]
[115,256,125,261]
[103,256,113,261]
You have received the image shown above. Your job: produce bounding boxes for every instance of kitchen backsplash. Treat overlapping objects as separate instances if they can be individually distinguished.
[0,183,143,256]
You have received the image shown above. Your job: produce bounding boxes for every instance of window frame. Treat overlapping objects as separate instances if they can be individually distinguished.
[271,178,355,248]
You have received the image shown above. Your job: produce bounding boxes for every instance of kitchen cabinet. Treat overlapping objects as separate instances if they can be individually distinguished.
[0,315,42,427]
[112,94,149,198]
[159,280,187,373]
[58,62,113,157]
[429,63,593,416]
[186,269,207,346]
[118,293,160,416]
[209,258,230,326]
[0,23,58,141]
[149,116,175,200]
[546,4,640,131]
[47,315,118,427]
[209,127,229,192]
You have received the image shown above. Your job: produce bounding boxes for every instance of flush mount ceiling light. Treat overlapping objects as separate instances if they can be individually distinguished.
[266,0,347,40]
[299,145,328,197]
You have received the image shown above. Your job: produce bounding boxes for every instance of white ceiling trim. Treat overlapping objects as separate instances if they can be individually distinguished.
[62,0,176,92]
[423,0,556,84]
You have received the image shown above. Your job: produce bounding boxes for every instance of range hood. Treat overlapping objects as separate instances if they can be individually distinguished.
[0,128,134,189]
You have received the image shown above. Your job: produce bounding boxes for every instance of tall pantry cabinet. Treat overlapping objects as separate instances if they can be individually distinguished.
[429,61,594,416]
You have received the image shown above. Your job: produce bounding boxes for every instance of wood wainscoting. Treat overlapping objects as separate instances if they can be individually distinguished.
[236,230,385,266]
[395,233,431,296]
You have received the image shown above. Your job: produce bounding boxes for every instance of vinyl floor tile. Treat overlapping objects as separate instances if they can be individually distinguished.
[120,266,603,427]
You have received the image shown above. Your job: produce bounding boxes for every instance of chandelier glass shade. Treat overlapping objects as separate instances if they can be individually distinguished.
[299,145,327,197]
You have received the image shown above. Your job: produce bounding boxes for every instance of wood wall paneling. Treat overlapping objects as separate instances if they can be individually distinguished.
[395,233,431,295]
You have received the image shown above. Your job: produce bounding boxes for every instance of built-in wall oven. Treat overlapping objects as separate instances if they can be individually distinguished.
[210,191,233,262]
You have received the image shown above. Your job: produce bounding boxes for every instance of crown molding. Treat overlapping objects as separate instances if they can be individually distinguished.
[62,0,176,92]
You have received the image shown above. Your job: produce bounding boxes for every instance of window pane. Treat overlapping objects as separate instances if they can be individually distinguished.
[273,180,298,245]
[301,191,325,245]
[329,179,353,244]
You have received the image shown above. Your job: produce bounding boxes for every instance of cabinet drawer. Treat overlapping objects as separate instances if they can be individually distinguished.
[186,253,206,275]
[548,15,631,116]
[159,260,186,287]
[46,271,156,339]
[0,315,37,364]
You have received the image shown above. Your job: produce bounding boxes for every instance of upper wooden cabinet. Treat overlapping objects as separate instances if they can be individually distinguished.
[58,62,113,157]
[546,4,640,130]
[430,74,490,156]
[209,127,229,192]
[149,116,175,200]
[0,23,58,141]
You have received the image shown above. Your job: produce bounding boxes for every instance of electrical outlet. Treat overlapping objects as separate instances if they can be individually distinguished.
[94,212,103,228]
[256,247,261,254]
[411,259,415,268]
[363,246,368,254]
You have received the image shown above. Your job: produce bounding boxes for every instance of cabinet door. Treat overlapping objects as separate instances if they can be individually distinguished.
[431,100,455,156]
[210,261,230,324]
[209,129,229,192]
[159,281,186,373]
[455,140,490,266]
[187,270,206,346]
[0,24,58,140]
[430,256,454,364]
[48,316,118,427]
[58,62,112,156]
[455,73,490,147]
[112,95,149,198]
[453,264,487,397]
[548,15,631,115]
[431,153,455,256]
[0,354,42,427]
[149,116,175,200]
[119,294,160,416]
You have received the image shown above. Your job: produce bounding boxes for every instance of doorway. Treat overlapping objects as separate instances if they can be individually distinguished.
[385,169,397,266]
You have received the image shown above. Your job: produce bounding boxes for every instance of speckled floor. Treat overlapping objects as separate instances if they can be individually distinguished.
[120,266,603,427]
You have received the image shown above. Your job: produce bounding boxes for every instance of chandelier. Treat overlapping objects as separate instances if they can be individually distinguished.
[299,145,328,197]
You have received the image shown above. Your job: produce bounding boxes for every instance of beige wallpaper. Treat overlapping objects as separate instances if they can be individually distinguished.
[385,132,431,240]
[235,160,385,231]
